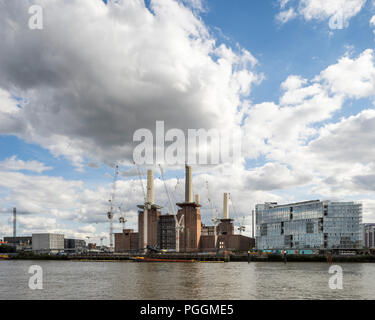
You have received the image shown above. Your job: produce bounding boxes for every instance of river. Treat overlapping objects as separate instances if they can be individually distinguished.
[0,260,374,299]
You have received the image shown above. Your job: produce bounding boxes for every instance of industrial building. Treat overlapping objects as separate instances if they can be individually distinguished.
[256,200,362,251]
[157,215,176,251]
[64,238,86,253]
[32,233,64,254]
[114,165,254,253]
[362,223,375,249]
[3,236,32,251]
[114,229,139,252]
[199,193,255,251]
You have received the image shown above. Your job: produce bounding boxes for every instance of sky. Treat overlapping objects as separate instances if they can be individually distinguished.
[0,0,375,245]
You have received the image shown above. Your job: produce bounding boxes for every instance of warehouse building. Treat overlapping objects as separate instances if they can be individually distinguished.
[114,229,139,252]
[32,233,64,254]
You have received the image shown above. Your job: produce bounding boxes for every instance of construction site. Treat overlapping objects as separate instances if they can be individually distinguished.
[113,165,255,255]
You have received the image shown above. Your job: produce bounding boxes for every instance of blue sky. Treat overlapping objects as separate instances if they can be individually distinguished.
[0,0,375,244]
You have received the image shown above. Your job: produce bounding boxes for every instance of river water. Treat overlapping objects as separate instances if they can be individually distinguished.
[0,261,374,300]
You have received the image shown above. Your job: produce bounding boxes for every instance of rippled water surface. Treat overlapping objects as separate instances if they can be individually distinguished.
[0,260,374,299]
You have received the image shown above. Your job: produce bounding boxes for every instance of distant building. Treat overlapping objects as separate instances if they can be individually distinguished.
[201,224,215,236]
[4,236,32,251]
[158,215,176,250]
[256,201,362,251]
[138,205,161,250]
[87,243,97,250]
[64,238,86,253]
[200,193,254,252]
[114,166,255,254]
[362,223,375,249]
[32,233,64,254]
[114,229,139,252]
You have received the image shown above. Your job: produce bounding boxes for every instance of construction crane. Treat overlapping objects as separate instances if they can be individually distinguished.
[238,216,246,235]
[134,162,147,203]
[159,164,184,253]
[99,236,106,250]
[205,181,219,249]
[117,178,136,232]
[134,162,148,252]
[107,165,119,252]
[228,193,246,235]
[118,206,127,230]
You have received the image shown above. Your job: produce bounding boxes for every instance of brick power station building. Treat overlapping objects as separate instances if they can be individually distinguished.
[115,165,254,253]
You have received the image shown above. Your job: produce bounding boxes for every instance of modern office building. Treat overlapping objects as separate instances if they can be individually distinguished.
[256,200,362,251]
[32,233,64,254]
[362,223,375,249]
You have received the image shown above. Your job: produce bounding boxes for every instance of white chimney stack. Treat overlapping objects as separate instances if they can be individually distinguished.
[223,193,229,219]
[195,194,200,205]
[146,169,154,205]
[185,165,193,203]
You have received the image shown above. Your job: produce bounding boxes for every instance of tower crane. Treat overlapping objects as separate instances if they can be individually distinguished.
[118,178,136,232]
[118,206,127,230]
[107,165,119,252]
[99,236,106,250]
[228,193,246,235]
[238,217,246,235]
[134,162,148,252]
[134,162,146,203]
[159,164,184,253]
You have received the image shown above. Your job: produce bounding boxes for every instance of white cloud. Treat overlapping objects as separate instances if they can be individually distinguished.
[277,0,367,29]
[279,0,291,9]
[276,8,297,24]
[317,49,375,99]
[242,49,375,212]
[0,156,52,173]
[0,88,19,114]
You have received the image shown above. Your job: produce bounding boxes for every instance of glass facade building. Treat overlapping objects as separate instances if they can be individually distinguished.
[256,200,362,250]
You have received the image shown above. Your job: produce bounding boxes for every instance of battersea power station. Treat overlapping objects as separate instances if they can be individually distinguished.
[115,165,254,253]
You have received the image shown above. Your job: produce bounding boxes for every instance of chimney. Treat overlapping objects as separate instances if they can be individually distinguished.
[223,193,229,219]
[195,194,200,205]
[185,165,193,203]
[146,169,154,204]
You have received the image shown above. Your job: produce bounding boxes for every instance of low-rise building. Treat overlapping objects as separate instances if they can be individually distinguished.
[114,229,139,252]
[3,236,32,251]
[32,233,64,254]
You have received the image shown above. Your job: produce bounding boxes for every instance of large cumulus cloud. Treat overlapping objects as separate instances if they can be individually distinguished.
[0,0,260,168]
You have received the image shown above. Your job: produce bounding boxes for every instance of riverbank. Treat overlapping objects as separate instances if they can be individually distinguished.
[6,252,375,263]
